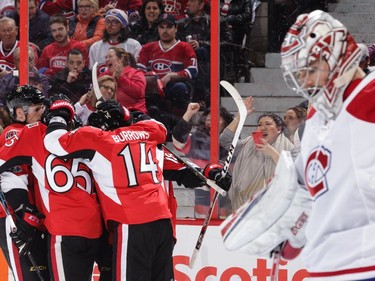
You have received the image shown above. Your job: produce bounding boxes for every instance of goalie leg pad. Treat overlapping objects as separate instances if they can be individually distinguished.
[220,151,297,250]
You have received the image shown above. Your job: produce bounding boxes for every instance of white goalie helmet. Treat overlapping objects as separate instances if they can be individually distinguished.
[281,10,362,120]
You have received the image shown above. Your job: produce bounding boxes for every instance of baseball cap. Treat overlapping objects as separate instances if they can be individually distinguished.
[357,43,369,62]
[105,8,128,28]
[157,13,176,26]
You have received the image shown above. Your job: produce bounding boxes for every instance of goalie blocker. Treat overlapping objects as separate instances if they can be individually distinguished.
[220,151,312,260]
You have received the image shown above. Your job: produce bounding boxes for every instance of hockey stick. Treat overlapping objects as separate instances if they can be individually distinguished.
[162,144,226,196]
[91,62,102,100]
[270,244,282,281]
[27,251,45,281]
[189,80,247,267]
[0,190,16,233]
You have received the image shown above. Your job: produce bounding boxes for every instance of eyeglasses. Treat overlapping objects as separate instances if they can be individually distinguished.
[100,85,116,92]
[105,19,121,25]
[78,5,93,9]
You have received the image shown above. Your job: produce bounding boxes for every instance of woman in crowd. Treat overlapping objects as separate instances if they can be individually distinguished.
[130,0,164,45]
[75,74,117,124]
[100,46,147,112]
[69,0,106,49]
[220,97,298,211]
[283,105,307,146]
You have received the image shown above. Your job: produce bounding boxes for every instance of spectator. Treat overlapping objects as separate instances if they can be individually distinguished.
[69,0,106,49]
[38,13,88,77]
[101,46,146,112]
[39,0,79,18]
[283,106,306,148]
[89,8,142,73]
[14,0,53,54]
[357,43,372,74]
[220,97,298,211]
[49,48,92,104]
[177,0,210,105]
[172,102,234,217]
[220,0,253,83]
[162,0,188,20]
[130,0,164,45]
[75,74,117,124]
[0,46,49,127]
[0,17,39,78]
[137,13,198,129]
[0,1,13,12]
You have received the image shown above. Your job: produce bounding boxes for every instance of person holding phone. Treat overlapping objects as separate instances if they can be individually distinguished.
[219,97,298,211]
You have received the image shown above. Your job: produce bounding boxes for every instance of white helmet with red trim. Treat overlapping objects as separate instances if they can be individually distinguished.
[281,10,362,120]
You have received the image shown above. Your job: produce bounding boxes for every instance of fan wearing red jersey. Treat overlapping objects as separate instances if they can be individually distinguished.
[0,85,50,281]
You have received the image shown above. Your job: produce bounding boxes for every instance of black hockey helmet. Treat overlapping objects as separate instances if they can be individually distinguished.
[88,100,131,131]
[6,85,45,120]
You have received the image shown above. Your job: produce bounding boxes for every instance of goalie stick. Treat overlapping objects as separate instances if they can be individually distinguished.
[189,80,247,267]
[162,144,226,196]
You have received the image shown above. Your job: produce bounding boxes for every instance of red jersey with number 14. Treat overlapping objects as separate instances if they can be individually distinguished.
[44,120,171,225]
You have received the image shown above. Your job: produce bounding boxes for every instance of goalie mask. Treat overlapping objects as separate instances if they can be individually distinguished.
[281,10,361,120]
[6,85,45,122]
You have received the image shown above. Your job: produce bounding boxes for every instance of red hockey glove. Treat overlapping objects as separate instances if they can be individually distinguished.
[203,163,232,191]
[44,94,75,125]
[10,203,45,255]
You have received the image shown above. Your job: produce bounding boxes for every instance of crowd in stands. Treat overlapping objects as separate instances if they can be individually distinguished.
[0,0,313,219]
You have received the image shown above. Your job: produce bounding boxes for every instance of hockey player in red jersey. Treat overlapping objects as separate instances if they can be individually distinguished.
[221,10,375,281]
[0,85,50,280]
[0,92,106,281]
[43,99,231,280]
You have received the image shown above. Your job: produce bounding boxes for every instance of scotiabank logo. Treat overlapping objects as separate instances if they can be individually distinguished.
[174,255,309,281]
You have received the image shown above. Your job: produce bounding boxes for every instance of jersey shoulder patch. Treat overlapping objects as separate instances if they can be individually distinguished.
[346,79,375,123]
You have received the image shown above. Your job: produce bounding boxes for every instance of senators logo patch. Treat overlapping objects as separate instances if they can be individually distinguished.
[305,146,331,198]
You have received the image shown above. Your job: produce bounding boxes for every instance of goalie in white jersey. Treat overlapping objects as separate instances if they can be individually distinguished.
[221,10,375,281]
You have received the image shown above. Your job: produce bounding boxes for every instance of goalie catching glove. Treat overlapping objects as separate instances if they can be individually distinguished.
[10,203,45,256]
[203,163,232,191]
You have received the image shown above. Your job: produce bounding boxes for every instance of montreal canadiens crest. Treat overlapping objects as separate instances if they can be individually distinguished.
[305,146,331,198]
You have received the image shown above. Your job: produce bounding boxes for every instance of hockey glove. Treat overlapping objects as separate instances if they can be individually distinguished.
[10,203,45,255]
[203,163,232,191]
[43,94,75,125]
[97,100,131,123]
[130,110,151,124]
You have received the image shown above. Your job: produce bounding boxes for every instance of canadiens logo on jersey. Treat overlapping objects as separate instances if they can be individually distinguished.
[305,146,331,198]
[151,59,172,75]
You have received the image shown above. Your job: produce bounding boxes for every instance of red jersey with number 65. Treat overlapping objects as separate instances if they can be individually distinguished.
[0,122,102,238]
[44,119,171,225]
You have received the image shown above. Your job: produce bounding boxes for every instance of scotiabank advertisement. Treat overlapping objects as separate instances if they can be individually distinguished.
[172,222,309,281]
[0,223,309,280]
